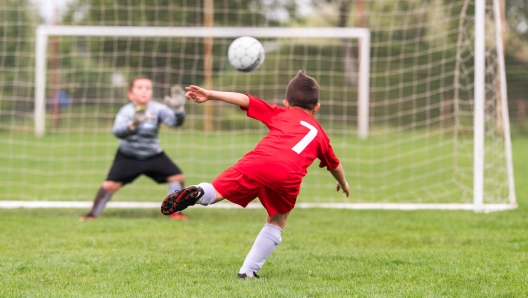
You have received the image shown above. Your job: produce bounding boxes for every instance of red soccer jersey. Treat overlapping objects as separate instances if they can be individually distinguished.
[232,94,340,194]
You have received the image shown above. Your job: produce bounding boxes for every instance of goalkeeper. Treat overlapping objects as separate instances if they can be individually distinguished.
[80,77,188,221]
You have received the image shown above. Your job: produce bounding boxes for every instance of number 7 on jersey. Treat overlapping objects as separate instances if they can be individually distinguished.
[292,121,318,154]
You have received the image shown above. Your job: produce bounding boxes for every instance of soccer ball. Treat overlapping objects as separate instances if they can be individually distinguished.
[227,36,265,72]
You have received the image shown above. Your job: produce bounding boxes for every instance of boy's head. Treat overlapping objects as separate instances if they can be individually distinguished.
[128,77,153,107]
[285,70,319,112]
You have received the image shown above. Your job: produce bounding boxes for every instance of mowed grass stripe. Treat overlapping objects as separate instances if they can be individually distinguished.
[1,130,490,204]
[0,207,527,296]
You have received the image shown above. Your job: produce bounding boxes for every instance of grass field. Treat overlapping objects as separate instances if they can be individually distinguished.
[0,128,510,204]
[1,204,527,296]
[0,138,527,296]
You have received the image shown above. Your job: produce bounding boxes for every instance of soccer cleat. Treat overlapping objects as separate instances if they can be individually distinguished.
[170,212,187,221]
[161,185,204,215]
[79,212,96,221]
[237,272,260,279]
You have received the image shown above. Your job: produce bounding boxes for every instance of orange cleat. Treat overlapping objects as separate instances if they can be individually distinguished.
[79,212,96,221]
[170,212,187,221]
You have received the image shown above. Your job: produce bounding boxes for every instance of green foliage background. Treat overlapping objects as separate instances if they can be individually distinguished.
[0,0,38,113]
[1,0,527,131]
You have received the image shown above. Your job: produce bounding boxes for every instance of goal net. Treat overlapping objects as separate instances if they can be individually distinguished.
[0,0,516,211]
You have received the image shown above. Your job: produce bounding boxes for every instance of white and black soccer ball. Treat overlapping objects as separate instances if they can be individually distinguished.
[227,36,265,72]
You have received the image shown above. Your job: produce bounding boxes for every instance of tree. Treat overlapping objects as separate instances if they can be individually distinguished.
[307,0,358,84]
[59,0,288,100]
[0,0,38,113]
[504,0,528,128]
[506,0,528,39]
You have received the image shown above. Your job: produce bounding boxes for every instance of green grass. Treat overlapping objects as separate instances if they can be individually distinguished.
[0,128,498,204]
[0,136,527,296]
[0,206,527,296]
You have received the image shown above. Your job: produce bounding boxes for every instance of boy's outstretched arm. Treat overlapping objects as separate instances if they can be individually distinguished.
[185,85,249,108]
[330,163,350,197]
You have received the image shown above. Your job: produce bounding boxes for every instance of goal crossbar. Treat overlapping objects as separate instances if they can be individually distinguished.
[34,25,371,138]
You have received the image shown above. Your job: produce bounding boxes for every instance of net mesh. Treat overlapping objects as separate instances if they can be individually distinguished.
[0,0,513,205]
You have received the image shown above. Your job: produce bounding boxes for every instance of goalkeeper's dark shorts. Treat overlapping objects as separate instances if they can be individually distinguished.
[106,150,182,184]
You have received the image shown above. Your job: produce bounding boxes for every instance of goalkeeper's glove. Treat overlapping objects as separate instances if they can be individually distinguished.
[164,84,186,113]
[128,106,147,131]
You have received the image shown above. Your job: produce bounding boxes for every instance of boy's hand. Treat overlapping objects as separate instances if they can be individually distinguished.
[164,85,186,113]
[185,85,212,103]
[336,182,350,197]
[128,106,147,130]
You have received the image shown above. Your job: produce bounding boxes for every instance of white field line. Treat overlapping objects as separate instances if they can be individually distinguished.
[0,201,517,212]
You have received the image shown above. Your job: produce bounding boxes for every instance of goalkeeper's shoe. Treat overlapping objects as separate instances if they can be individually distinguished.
[161,185,204,215]
[170,211,187,221]
[238,272,260,279]
[79,212,96,221]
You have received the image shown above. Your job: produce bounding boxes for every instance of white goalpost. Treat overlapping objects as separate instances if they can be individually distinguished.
[472,0,516,211]
[0,0,516,212]
[492,0,517,208]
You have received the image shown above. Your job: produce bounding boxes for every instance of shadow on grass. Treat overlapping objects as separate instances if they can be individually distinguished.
[1,208,164,219]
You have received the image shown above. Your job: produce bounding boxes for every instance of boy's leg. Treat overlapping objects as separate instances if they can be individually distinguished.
[161,166,260,215]
[80,181,121,220]
[238,213,289,278]
[168,174,184,194]
[167,174,186,220]
[82,150,143,220]
[266,212,290,229]
[161,182,225,215]
[196,182,223,205]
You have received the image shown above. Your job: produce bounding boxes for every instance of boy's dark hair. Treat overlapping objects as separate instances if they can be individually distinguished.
[285,70,319,110]
[128,77,152,92]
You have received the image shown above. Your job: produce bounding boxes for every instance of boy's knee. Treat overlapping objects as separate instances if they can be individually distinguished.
[267,213,289,229]
[168,174,184,182]
[102,181,121,192]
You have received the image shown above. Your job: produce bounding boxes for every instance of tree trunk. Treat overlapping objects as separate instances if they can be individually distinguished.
[203,0,214,132]
[339,0,358,85]
[518,98,526,135]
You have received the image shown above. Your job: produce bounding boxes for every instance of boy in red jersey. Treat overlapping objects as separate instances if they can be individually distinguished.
[161,70,349,278]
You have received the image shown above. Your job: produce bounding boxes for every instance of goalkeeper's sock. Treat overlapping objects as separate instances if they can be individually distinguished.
[239,224,282,277]
[90,187,114,217]
[196,182,216,206]
[168,181,183,195]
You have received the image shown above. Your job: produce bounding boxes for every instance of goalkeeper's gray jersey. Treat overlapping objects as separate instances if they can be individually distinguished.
[113,101,184,160]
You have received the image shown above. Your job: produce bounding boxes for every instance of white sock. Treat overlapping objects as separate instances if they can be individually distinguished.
[239,224,282,277]
[168,181,183,194]
[196,182,216,206]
